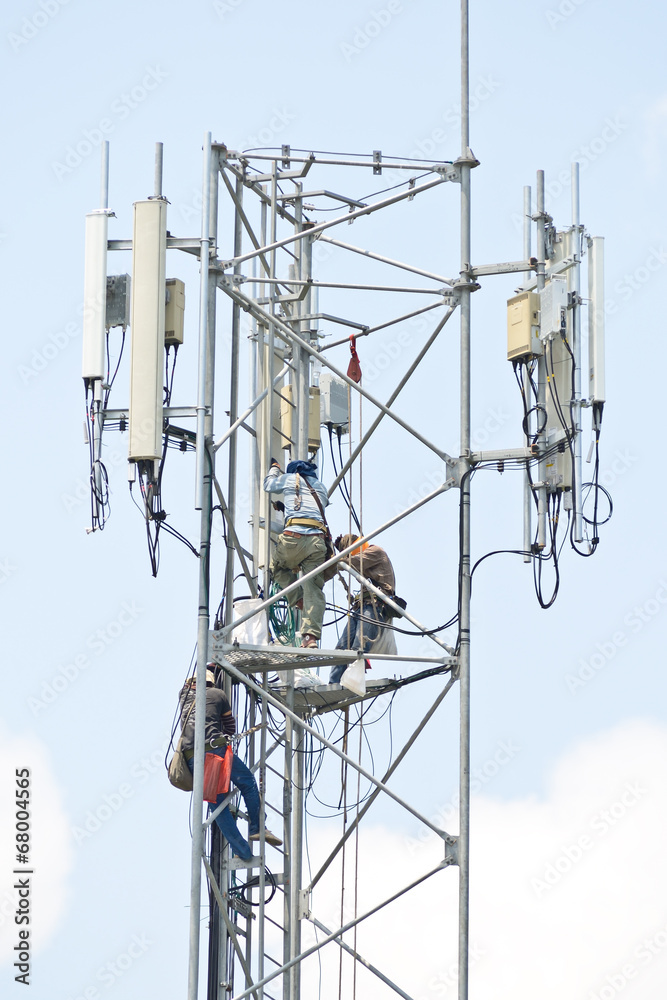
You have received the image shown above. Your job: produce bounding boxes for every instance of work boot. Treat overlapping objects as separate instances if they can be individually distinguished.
[301,634,318,649]
[249,829,283,847]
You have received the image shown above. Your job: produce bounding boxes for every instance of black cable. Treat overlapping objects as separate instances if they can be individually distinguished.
[325,601,457,637]
[230,866,276,906]
[533,492,562,608]
[327,425,362,532]
[103,327,126,410]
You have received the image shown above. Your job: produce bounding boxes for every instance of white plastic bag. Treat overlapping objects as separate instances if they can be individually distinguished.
[231,598,270,645]
[341,658,366,696]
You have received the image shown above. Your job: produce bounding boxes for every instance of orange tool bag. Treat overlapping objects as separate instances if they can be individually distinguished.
[203,746,233,802]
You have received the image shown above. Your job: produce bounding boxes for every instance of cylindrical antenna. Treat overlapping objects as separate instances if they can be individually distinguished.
[571,160,580,227]
[100,141,109,211]
[523,185,532,263]
[154,141,164,198]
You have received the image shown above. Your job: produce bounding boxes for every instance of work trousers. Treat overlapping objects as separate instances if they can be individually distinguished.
[187,750,260,860]
[271,532,327,639]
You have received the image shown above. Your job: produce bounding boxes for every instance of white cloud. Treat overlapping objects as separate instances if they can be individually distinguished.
[0,728,72,967]
[287,719,667,999]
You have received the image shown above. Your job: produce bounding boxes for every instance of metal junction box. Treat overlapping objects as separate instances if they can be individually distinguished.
[106,274,131,330]
[319,373,349,432]
[165,278,185,346]
[507,291,541,361]
[539,276,568,340]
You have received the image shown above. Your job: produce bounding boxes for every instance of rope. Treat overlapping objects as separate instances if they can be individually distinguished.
[352,706,363,1000]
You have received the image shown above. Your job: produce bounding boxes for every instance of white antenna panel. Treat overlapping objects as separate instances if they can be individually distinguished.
[81,211,109,380]
[129,199,167,463]
[588,236,605,404]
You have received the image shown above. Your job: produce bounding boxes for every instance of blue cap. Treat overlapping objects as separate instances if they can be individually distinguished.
[286,460,318,477]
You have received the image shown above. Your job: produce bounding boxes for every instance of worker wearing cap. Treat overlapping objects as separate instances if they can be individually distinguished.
[263,458,330,649]
[179,667,281,858]
[330,534,397,683]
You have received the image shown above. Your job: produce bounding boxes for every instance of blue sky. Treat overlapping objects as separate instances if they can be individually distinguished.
[2,1,667,998]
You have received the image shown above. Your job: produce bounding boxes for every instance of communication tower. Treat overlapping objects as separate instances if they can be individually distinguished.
[80,5,607,999]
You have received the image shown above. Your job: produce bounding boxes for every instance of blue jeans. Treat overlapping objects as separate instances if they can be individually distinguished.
[330,601,385,683]
[187,749,260,860]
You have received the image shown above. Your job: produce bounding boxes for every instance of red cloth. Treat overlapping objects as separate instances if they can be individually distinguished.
[347,335,362,383]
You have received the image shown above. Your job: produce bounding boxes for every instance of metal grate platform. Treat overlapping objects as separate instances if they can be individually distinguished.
[274,677,400,715]
[210,638,359,674]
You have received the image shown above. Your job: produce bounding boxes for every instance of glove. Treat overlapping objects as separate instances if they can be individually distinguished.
[334,534,343,552]
[270,456,281,469]
[272,501,285,512]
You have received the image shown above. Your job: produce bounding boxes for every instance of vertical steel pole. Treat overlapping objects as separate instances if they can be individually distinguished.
[257,679,269,999]
[283,687,294,1000]
[571,162,583,542]
[92,141,110,514]
[188,131,214,1000]
[293,189,309,460]
[301,228,314,461]
[225,175,245,625]
[535,170,548,549]
[206,156,224,1000]
[290,719,304,1000]
[522,186,532,562]
[458,3,471,1000]
[263,169,279,591]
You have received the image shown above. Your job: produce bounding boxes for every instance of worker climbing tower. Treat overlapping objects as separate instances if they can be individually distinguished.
[79,4,607,998]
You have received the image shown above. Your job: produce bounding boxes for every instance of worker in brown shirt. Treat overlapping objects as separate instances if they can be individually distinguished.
[330,534,397,682]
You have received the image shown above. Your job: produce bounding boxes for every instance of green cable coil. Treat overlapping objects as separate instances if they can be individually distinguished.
[268,582,297,645]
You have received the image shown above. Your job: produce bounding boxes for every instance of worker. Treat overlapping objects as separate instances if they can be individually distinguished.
[179,668,282,859]
[330,534,397,683]
[263,458,330,649]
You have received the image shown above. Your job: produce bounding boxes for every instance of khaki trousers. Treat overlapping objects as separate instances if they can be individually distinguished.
[271,533,327,639]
